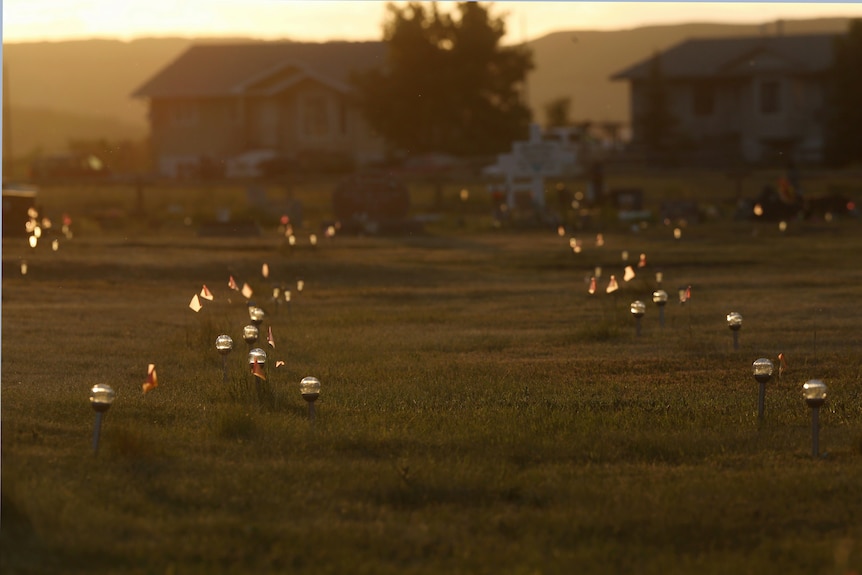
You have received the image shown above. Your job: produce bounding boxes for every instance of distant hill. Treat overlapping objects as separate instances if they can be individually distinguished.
[1,18,857,157]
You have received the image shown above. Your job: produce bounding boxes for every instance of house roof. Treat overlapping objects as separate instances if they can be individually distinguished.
[610,33,837,81]
[132,41,386,99]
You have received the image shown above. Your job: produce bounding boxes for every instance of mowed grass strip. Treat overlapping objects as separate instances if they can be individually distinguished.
[2,215,862,574]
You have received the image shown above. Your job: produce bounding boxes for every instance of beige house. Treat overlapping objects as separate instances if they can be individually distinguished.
[611,34,837,164]
[132,41,387,178]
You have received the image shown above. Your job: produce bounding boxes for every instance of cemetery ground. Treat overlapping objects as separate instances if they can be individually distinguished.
[2,173,862,574]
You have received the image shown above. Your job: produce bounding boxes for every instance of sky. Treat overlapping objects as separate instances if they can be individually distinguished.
[3,1,862,44]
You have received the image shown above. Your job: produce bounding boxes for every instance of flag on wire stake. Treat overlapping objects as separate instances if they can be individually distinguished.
[251,358,266,380]
[189,294,203,312]
[267,326,275,348]
[200,285,214,301]
[588,277,597,295]
[623,266,636,282]
[241,283,253,299]
[228,275,239,291]
[606,275,619,293]
[142,364,158,394]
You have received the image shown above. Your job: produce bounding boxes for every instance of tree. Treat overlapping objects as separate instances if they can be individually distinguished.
[635,52,676,164]
[823,19,862,167]
[352,2,533,157]
[544,96,571,128]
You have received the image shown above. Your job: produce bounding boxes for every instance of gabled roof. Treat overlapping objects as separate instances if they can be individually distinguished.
[132,41,386,99]
[610,33,837,81]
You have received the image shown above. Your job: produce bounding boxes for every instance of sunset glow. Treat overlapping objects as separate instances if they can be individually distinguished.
[4,1,862,44]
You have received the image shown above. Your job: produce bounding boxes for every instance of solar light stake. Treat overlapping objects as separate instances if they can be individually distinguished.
[216,334,234,383]
[248,306,265,327]
[652,290,668,328]
[630,300,646,336]
[242,324,259,350]
[727,312,743,350]
[89,384,116,456]
[803,380,828,458]
[300,376,321,424]
[752,358,774,421]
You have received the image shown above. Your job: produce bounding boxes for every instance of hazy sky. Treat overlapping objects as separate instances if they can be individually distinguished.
[4,1,862,44]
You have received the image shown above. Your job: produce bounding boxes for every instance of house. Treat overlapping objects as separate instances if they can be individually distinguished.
[611,33,838,165]
[132,41,388,178]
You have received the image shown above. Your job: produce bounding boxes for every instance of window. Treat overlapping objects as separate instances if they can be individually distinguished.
[302,97,329,137]
[760,81,781,115]
[171,101,199,126]
[692,84,714,116]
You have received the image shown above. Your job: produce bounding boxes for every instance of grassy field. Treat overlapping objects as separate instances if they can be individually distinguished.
[2,174,862,574]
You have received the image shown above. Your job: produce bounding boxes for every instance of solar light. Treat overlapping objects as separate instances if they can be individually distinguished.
[216,334,233,383]
[89,384,116,456]
[727,312,743,350]
[652,290,668,328]
[248,306,265,327]
[300,376,321,423]
[802,379,828,457]
[248,348,267,376]
[752,358,774,421]
[242,325,259,347]
[630,300,646,336]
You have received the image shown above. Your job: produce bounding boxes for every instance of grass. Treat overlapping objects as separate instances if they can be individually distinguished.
[2,173,862,574]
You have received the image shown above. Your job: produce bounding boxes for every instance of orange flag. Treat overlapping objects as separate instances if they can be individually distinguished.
[251,358,266,380]
[142,364,158,394]
[685,285,692,301]
[778,353,787,378]
[638,253,647,268]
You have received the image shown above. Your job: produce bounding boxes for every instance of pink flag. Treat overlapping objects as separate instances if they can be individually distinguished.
[200,285,214,301]
[588,277,597,295]
[228,275,239,291]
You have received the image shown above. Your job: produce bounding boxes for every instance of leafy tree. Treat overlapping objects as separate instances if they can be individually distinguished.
[823,19,862,167]
[635,51,676,164]
[353,2,533,157]
[544,96,571,128]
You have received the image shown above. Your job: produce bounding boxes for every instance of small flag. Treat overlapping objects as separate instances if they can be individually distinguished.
[623,266,636,282]
[778,353,787,377]
[267,326,275,348]
[588,277,597,295]
[685,285,692,301]
[241,283,253,299]
[189,294,203,312]
[275,360,285,368]
[228,275,239,291]
[142,364,158,394]
[638,253,647,268]
[200,285,214,301]
[251,358,266,380]
[606,275,619,294]
[262,263,270,278]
